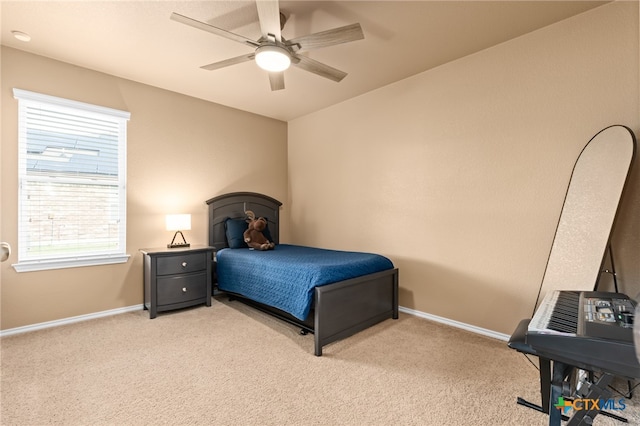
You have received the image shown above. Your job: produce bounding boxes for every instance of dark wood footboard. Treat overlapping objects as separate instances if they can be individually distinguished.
[314,268,399,356]
[219,267,399,356]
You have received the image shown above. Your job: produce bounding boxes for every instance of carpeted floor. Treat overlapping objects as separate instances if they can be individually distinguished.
[1,297,638,425]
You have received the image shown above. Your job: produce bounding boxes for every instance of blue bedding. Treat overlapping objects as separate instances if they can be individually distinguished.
[216,244,394,320]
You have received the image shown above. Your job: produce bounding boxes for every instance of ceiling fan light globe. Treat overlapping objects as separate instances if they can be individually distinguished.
[255,45,291,72]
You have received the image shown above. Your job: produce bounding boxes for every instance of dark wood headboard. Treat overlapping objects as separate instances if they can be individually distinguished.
[205,192,282,250]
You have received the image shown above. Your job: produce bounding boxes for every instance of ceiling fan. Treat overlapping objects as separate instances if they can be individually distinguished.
[170,0,364,91]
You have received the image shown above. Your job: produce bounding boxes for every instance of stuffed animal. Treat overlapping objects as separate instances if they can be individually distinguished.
[243,210,275,251]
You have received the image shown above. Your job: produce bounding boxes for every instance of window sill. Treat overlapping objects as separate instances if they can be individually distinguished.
[12,254,130,272]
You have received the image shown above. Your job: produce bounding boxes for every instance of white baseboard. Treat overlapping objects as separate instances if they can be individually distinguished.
[1,303,510,342]
[399,306,510,341]
[0,304,144,338]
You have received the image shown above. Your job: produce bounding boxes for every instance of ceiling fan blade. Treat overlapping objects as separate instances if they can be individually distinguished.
[287,23,364,52]
[268,72,285,91]
[170,12,259,48]
[255,0,282,41]
[293,55,347,82]
[201,53,255,71]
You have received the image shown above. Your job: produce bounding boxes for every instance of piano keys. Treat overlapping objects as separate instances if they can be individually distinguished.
[528,290,580,335]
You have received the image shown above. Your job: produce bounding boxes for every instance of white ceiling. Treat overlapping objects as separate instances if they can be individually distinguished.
[1,1,607,121]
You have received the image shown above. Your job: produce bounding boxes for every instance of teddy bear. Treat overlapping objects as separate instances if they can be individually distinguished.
[243,210,275,251]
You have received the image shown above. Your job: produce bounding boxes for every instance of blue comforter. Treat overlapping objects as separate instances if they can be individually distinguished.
[216,244,394,320]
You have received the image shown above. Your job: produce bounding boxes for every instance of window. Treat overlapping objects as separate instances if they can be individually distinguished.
[13,89,130,272]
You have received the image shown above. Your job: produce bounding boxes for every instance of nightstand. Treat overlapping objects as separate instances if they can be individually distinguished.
[140,245,215,318]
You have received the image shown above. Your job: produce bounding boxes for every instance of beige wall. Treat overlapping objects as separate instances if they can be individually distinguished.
[288,2,640,335]
[1,47,288,330]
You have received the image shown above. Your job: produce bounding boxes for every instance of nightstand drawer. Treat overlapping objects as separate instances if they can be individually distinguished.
[157,272,207,305]
[156,252,206,275]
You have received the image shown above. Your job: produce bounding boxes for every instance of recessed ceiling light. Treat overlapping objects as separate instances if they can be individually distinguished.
[12,31,31,42]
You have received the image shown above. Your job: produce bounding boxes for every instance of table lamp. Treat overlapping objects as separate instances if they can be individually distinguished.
[166,214,191,248]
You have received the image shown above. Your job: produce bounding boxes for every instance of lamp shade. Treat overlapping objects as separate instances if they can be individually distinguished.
[165,214,191,231]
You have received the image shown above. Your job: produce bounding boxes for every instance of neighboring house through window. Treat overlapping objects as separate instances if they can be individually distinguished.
[13,88,130,272]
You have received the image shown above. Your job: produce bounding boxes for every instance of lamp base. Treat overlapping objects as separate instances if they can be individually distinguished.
[167,231,190,249]
[167,243,190,249]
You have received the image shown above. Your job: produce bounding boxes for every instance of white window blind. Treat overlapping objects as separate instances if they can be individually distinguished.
[13,88,131,272]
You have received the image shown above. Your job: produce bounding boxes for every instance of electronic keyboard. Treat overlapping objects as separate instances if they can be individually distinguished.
[526,290,640,379]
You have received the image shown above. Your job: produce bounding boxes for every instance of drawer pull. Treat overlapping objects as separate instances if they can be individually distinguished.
[181,262,187,268]
[182,287,187,293]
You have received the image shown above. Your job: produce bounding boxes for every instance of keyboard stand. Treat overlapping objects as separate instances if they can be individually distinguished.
[515,357,552,414]
[509,320,569,420]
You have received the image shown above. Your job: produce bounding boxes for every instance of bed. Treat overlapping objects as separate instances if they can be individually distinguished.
[206,192,399,356]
